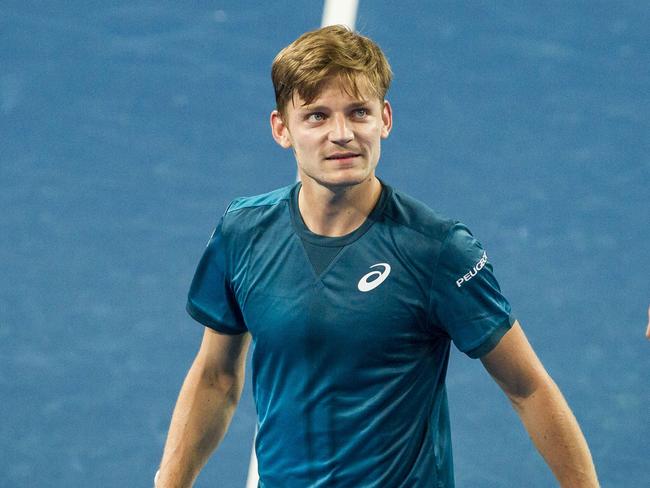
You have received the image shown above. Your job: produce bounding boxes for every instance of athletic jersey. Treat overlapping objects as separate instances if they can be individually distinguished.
[187,181,514,487]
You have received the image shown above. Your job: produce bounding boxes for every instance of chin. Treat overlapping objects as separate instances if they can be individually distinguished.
[313,170,373,190]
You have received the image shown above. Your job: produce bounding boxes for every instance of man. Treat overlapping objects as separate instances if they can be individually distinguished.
[156,26,599,487]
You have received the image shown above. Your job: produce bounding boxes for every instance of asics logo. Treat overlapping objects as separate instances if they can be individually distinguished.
[357,263,391,292]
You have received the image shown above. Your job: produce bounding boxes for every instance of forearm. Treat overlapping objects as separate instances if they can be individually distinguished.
[511,378,599,487]
[157,360,243,487]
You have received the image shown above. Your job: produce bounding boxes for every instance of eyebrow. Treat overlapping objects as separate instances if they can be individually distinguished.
[299,101,371,112]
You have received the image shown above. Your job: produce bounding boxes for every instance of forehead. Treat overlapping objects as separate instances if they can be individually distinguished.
[290,75,380,111]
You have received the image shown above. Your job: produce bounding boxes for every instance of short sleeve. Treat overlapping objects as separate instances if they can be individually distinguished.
[429,223,514,358]
[186,217,247,334]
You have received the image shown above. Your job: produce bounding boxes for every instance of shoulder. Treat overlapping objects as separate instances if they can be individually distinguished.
[221,183,295,234]
[226,183,295,214]
[382,185,458,243]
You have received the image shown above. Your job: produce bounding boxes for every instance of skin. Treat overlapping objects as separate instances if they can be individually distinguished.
[156,329,251,487]
[481,323,599,487]
[270,77,392,237]
[156,75,599,487]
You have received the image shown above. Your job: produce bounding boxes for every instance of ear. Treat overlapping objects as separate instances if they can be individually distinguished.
[270,110,293,148]
[380,100,393,139]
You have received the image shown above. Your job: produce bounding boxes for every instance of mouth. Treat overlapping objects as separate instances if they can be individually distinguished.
[325,152,361,161]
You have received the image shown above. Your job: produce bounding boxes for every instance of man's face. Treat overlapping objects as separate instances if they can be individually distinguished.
[271,77,392,190]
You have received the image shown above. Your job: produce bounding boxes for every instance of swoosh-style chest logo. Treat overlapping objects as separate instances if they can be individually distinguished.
[357,263,391,292]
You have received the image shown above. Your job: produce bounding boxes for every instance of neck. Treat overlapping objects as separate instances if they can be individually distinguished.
[298,176,382,237]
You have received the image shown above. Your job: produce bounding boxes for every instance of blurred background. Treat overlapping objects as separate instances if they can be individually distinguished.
[1,1,648,486]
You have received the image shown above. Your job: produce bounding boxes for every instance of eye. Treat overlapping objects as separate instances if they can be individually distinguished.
[352,108,368,119]
[307,112,326,122]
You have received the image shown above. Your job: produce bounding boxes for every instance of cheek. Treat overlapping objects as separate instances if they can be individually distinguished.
[294,134,320,154]
[363,128,383,148]
[291,142,315,164]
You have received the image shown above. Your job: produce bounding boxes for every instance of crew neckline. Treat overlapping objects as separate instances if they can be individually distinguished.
[289,180,390,247]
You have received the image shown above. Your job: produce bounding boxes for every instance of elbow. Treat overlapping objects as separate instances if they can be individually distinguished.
[192,359,245,405]
[207,370,245,404]
[226,374,246,404]
[506,373,556,410]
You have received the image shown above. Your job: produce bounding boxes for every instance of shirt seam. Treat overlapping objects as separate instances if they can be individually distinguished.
[382,211,454,241]
[424,223,460,331]
[290,183,388,247]
[465,316,513,358]
[226,199,291,215]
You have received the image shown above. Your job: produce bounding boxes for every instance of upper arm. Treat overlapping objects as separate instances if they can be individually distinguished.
[186,217,248,335]
[429,224,513,358]
[480,321,551,402]
[194,327,251,387]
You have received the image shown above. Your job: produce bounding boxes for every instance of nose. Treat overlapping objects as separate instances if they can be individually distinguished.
[328,113,354,145]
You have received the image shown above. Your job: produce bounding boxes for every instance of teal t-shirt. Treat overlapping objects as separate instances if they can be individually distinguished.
[187,181,513,487]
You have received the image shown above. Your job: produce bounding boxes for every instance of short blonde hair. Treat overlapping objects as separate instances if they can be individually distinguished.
[271,25,393,116]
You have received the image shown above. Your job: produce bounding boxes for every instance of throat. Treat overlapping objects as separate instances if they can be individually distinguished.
[297,177,382,237]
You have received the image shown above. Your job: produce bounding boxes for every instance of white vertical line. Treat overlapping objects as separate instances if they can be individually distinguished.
[295,0,359,188]
[245,1,359,486]
[321,0,359,29]
[245,432,259,488]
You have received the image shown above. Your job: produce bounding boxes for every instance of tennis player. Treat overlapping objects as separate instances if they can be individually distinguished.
[156,26,599,487]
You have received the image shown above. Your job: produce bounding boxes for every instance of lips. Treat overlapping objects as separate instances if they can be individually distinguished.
[325,152,360,160]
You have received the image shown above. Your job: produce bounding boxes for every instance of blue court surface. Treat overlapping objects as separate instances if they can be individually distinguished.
[1,2,649,486]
